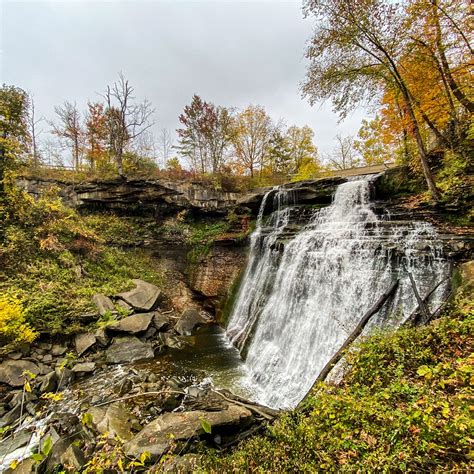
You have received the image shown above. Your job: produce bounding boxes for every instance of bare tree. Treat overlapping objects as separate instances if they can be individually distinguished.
[158,128,173,168]
[27,94,44,166]
[50,101,83,170]
[104,73,155,176]
[326,135,360,170]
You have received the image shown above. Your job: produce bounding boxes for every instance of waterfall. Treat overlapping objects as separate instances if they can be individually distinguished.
[227,177,449,409]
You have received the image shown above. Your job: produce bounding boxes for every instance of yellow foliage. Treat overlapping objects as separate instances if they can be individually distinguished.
[0,294,37,346]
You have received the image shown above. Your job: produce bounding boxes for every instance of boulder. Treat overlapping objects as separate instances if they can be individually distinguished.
[72,362,96,374]
[94,328,109,347]
[74,333,96,356]
[109,312,154,335]
[87,402,136,441]
[159,333,186,350]
[0,360,40,387]
[152,313,170,331]
[117,279,162,312]
[92,293,116,316]
[51,344,68,356]
[124,405,253,460]
[60,444,86,471]
[38,371,58,393]
[175,308,207,336]
[106,337,154,364]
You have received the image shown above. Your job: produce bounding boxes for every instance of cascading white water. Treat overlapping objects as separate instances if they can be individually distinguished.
[227,177,449,409]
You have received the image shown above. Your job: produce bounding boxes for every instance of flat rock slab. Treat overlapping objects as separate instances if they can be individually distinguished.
[0,360,40,387]
[106,337,154,364]
[72,362,96,374]
[124,405,253,460]
[75,333,96,356]
[108,312,154,334]
[92,293,116,316]
[117,279,162,312]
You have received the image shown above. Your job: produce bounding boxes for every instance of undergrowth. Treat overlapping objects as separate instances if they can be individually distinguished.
[0,181,164,338]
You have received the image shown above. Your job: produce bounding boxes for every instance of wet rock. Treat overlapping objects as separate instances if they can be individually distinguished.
[117,279,162,312]
[106,337,154,364]
[114,378,133,396]
[60,444,86,471]
[108,312,154,335]
[87,402,136,441]
[72,362,96,374]
[159,333,186,350]
[74,333,96,356]
[38,371,58,393]
[0,360,40,387]
[92,293,116,316]
[0,429,32,458]
[123,405,253,460]
[175,308,207,336]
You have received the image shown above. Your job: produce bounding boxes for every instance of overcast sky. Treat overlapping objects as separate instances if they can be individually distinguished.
[1,0,368,161]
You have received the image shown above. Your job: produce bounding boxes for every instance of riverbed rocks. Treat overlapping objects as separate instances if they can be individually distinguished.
[117,279,162,312]
[105,336,155,364]
[124,404,254,460]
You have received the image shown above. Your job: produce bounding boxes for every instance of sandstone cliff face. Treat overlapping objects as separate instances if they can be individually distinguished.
[17,177,240,215]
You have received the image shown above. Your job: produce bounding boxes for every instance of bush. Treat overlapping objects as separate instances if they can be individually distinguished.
[0,294,37,349]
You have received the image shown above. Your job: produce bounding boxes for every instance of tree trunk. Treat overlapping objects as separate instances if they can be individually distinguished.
[298,280,399,408]
[401,90,441,200]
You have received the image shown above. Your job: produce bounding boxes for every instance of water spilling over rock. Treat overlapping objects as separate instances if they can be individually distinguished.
[227,177,450,409]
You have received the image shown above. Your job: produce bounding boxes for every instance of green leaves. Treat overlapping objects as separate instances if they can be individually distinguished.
[200,417,212,434]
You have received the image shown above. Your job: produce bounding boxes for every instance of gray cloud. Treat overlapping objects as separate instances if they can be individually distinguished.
[2,0,367,159]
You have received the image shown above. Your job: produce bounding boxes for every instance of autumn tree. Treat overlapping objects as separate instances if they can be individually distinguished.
[84,102,108,170]
[354,116,394,165]
[0,84,29,193]
[286,125,318,173]
[232,105,273,177]
[267,129,292,175]
[50,101,83,170]
[302,0,442,199]
[104,73,154,176]
[176,95,233,174]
